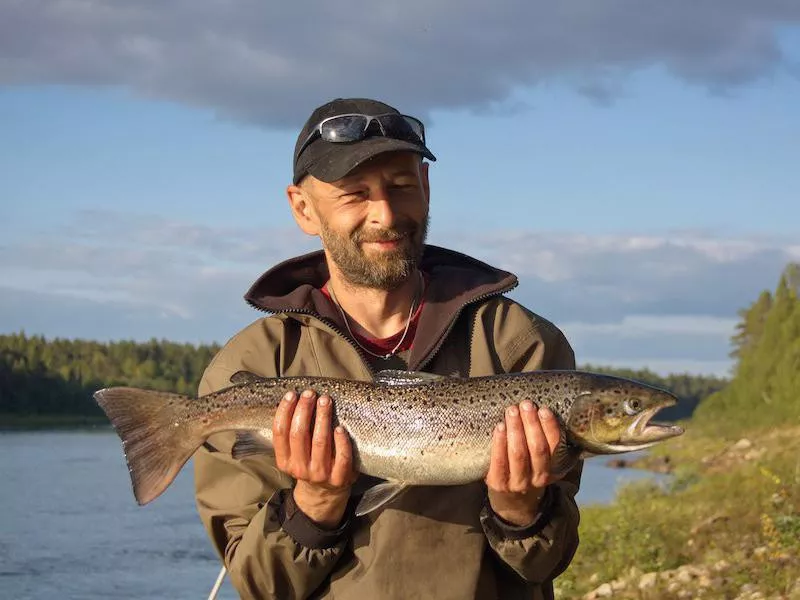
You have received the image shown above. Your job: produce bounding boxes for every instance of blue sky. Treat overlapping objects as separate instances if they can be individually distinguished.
[1,2,799,376]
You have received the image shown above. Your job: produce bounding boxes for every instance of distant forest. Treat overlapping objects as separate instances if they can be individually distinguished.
[0,327,729,425]
[693,262,800,433]
[0,336,221,422]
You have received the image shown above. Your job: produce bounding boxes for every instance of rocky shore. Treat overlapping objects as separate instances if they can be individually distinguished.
[555,430,800,600]
[583,562,800,599]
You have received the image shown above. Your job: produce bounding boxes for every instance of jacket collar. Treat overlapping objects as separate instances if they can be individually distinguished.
[244,244,519,369]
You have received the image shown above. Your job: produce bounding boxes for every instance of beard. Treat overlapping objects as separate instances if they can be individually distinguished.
[320,213,429,290]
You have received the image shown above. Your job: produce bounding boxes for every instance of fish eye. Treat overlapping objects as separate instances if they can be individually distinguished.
[623,399,641,416]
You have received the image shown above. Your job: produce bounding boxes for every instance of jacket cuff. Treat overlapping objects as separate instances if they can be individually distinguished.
[480,486,556,541]
[269,488,352,550]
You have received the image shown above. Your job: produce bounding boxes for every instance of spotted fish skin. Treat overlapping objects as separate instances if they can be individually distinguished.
[93,369,684,506]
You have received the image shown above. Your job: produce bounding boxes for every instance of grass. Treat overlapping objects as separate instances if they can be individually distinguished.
[555,421,800,599]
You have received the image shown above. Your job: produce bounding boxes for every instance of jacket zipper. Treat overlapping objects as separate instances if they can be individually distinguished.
[413,282,518,373]
[245,302,379,375]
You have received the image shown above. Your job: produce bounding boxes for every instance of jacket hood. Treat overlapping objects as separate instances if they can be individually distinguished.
[244,244,518,314]
[244,244,519,370]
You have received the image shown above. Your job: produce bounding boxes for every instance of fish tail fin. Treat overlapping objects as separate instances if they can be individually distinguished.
[94,387,201,506]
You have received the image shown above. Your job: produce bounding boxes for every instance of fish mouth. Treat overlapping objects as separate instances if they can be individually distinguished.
[627,405,684,445]
[599,403,684,454]
[585,398,684,454]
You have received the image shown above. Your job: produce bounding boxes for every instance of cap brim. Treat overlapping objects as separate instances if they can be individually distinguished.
[299,137,436,184]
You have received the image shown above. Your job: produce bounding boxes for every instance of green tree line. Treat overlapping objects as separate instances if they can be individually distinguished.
[0,335,221,420]
[1,330,727,423]
[693,262,800,434]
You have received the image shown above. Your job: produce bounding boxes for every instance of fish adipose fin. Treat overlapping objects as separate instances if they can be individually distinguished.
[231,432,273,459]
[355,481,409,516]
[373,370,448,386]
[93,387,201,506]
[229,370,269,385]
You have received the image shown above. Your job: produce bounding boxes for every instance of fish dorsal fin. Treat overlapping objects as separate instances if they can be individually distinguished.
[230,371,268,385]
[355,480,408,517]
[373,370,447,386]
[231,432,273,459]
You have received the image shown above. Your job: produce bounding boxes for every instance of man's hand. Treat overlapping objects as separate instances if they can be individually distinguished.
[273,389,357,529]
[485,401,563,526]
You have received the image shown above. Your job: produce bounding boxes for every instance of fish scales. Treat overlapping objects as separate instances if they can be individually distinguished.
[173,372,606,485]
[93,369,684,507]
[328,374,580,484]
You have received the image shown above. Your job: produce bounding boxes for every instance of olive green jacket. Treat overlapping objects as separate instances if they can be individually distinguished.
[193,245,582,600]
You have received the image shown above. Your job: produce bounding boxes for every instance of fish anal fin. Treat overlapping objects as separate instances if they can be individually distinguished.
[373,370,448,386]
[231,431,273,459]
[230,371,269,385]
[355,481,408,517]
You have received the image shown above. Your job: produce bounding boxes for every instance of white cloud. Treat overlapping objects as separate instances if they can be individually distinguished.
[2,210,795,374]
[563,315,738,338]
[0,1,798,126]
[578,358,733,377]
[432,229,793,328]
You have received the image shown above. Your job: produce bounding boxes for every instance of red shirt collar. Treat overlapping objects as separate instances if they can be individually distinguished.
[320,273,427,355]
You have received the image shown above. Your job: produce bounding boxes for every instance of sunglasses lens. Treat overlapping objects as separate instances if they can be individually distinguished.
[380,116,425,144]
[320,115,369,142]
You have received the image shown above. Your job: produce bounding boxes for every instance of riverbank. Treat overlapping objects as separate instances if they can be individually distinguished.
[0,414,108,430]
[555,423,800,599]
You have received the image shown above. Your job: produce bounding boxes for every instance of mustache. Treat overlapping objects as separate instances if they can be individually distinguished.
[353,224,417,244]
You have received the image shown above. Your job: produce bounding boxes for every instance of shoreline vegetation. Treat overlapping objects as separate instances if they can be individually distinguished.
[0,413,110,430]
[557,263,800,600]
[557,423,800,599]
[2,262,798,598]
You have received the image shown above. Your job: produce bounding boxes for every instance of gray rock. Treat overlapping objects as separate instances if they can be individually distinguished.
[638,572,658,590]
[712,559,731,572]
[594,582,613,598]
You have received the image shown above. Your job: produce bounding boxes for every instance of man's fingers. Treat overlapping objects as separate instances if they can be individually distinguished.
[330,426,354,487]
[506,405,531,492]
[309,395,333,482]
[288,389,316,477]
[539,406,562,454]
[521,403,552,489]
[485,422,509,491]
[272,391,296,471]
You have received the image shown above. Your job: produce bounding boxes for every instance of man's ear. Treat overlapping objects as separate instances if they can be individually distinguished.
[286,183,320,236]
[421,161,430,203]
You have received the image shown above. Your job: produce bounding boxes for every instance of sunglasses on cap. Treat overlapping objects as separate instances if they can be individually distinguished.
[296,113,427,158]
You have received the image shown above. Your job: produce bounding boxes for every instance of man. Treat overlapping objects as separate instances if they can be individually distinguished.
[193,98,582,599]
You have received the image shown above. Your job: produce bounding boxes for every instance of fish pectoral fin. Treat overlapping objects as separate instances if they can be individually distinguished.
[355,481,408,517]
[373,370,449,386]
[229,371,269,385]
[551,436,583,479]
[231,432,273,459]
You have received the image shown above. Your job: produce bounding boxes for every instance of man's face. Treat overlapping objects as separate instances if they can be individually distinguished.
[302,152,430,290]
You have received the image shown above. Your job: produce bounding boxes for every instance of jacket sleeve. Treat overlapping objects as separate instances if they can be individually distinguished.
[192,347,352,600]
[478,311,583,584]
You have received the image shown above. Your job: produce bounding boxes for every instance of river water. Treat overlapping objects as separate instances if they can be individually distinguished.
[0,430,667,599]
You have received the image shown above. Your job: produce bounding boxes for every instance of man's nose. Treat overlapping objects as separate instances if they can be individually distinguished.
[367,187,397,228]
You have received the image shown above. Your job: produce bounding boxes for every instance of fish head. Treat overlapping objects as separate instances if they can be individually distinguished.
[565,375,685,455]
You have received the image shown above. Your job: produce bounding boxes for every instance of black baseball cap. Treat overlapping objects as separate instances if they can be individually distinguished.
[292,98,436,184]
